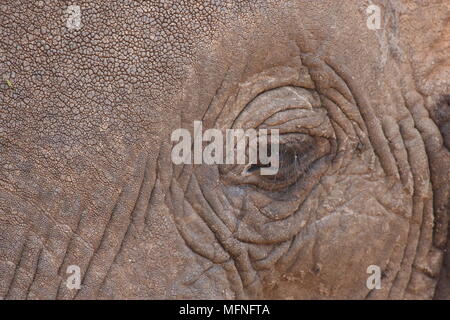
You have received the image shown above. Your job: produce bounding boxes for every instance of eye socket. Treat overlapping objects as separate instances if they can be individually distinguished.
[218,85,336,194]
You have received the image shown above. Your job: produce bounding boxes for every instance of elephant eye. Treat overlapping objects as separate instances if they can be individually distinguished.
[219,85,336,194]
[242,134,332,192]
[248,139,313,179]
[221,132,333,193]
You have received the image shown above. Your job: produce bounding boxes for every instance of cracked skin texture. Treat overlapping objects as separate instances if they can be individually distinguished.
[0,0,449,299]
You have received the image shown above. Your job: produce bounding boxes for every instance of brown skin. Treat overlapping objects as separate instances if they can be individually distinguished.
[0,0,449,299]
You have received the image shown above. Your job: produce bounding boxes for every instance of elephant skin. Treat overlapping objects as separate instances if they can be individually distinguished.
[0,0,449,299]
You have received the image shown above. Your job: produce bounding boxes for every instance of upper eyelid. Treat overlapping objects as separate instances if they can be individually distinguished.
[229,85,335,138]
[232,86,322,129]
[215,66,315,129]
[260,108,327,128]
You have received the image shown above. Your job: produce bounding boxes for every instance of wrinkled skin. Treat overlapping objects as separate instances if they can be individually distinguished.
[0,0,449,299]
